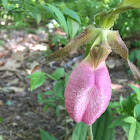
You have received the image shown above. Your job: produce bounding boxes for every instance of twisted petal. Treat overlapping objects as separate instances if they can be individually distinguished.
[46,25,100,62]
[64,61,111,125]
[108,31,140,82]
[31,25,101,73]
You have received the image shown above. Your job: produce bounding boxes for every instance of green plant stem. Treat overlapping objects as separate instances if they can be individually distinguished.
[88,125,94,140]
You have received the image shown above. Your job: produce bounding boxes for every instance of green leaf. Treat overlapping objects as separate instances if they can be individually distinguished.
[48,4,68,35]
[108,115,130,128]
[123,116,136,123]
[51,68,65,80]
[30,72,46,91]
[43,105,49,112]
[41,4,59,24]
[128,85,140,96]
[44,91,53,95]
[62,8,81,23]
[93,109,115,140]
[71,20,79,38]
[55,106,60,116]
[4,4,16,10]
[29,7,41,24]
[47,102,56,107]
[67,17,73,38]
[128,121,140,140]
[122,96,136,115]
[0,118,3,122]
[25,74,32,79]
[0,136,4,140]
[43,98,56,103]
[109,101,120,108]
[134,104,140,120]
[67,17,80,39]
[123,124,131,137]
[72,122,88,140]
[38,94,44,103]
[40,130,56,140]
[135,50,140,62]
[2,0,7,7]
[45,73,56,81]
[119,95,124,110]
[64,73,69,87]
[53,80,64,98]
[129,122,136,140]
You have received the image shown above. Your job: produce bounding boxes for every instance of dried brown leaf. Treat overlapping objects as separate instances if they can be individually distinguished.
[31,64,41,74]
[0,59,21,72]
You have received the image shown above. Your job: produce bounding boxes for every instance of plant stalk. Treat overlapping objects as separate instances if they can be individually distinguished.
[88,125,94,140]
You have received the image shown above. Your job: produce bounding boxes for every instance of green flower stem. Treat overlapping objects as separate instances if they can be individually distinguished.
[88,125,94,140]
[101,29,111,49]
[101,30,108,41]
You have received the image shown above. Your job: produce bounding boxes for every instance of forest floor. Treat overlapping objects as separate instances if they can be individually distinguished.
[0,29,139,140]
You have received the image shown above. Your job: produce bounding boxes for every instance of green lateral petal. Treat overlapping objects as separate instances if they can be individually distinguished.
[108,31,140,82]
[31,26,101,73]
[46,25,101,62]
[128,60,140,83]
[108,31,128,61]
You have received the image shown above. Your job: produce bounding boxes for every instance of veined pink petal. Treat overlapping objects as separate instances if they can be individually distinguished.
[64,61,111,125]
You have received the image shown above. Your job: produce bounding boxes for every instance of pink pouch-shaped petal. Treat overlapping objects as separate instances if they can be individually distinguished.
[64,61,111,125]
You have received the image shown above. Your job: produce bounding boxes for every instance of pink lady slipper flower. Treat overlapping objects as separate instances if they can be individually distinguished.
[65,60,111,125]
[30,1,140,127]
[32,25,140,125]
[64,40,112,125]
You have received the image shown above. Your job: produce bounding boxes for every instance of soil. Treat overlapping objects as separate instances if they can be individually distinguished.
[0,29,139,140]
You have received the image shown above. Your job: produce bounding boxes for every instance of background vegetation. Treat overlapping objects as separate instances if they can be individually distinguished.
[0,0,140,140]
[1,0,140,66]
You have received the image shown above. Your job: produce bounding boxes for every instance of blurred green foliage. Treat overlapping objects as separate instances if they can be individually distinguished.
[109,85,140,140]
[1,0,140,37]
[1,0,140,66]
[129,49,140,67]
[56,0,140,37]
[30,68,69,115]
[0,0,81,38]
